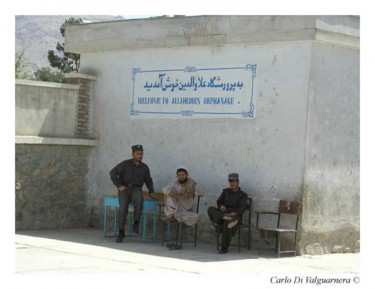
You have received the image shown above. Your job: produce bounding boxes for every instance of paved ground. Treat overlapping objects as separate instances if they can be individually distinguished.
[14,228,363,289]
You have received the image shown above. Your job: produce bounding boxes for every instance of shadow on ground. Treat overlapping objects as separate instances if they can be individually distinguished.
[16,227,280,263]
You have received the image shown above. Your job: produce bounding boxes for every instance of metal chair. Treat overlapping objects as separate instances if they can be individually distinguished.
[159,195,201,249]
[256,199,302,257]
[215,197,252,252]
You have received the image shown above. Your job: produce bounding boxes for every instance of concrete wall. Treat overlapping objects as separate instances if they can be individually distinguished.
[300,42,360,254]
[63,15,359,253]
[16,80,79,138]
[15,79,97,230]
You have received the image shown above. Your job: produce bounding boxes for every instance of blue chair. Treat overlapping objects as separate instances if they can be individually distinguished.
[103,193,158,241]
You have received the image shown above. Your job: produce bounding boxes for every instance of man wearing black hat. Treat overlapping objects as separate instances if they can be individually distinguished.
[207,173,247,254]
[110,145,154,243]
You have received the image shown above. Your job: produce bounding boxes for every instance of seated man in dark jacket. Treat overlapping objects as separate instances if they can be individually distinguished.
[207,173,247,254]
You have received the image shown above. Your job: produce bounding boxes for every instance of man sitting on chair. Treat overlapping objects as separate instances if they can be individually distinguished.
[207,173,247,254]
[163,167,200,226]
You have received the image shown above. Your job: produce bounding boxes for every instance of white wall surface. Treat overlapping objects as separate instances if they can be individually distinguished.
[83,41,311,207]
[303,42,360,232]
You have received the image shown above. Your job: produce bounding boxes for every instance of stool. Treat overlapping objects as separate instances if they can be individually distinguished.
[104,194,158,241]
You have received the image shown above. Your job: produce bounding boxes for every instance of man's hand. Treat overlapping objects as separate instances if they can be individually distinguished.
[180,192,194,201]
[179,194,190,201]
[168,191,178,198]
[118,186,126,191]
[220,205,227,212]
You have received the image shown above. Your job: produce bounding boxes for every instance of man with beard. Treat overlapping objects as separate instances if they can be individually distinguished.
[207,173,247,254]
[162,167,200,226]
[109,145,154,243]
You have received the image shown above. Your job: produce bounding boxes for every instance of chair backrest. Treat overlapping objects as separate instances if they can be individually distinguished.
[278,199,302,230]
[195,195,201,214]
[241,197,252,225]
[278,200,302,215]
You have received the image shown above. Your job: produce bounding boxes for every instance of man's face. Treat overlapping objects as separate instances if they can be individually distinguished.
[177,171,188,184]
[229,179,239,190]
[132,150,143,162]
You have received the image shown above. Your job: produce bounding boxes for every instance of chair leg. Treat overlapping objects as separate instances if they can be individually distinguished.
[167,223,171,239]
[152,211,157,241]
[178,223,184,247]
[258,232,262,256]
[238,227,241,252]
[194,223,197,247]
[114,207,118,236]
[259,239,261,255]
[142,214,147,240]
[179,223,183,246]
[104,206,107,237]
[275,234,279,253]
[293,232,297,256]
[161,221,165,246]
[277,233,281,258]
[248,226,251,250]
[175,223,180,244]
[216,231,220,251]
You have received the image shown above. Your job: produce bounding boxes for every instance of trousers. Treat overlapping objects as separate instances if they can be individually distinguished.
[207,206,239,249]
[118,186,143,231]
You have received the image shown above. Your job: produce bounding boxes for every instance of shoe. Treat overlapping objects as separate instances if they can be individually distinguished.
[222,215,232,221]
[132,223,139,234]
[116,232,125,243]
[219,248,228,254]
[227,219,238,229]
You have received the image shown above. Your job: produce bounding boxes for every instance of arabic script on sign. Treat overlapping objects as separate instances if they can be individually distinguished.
[130,65,257,119]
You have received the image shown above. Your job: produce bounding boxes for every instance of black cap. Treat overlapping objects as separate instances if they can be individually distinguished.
[132,145,143,152]
[228,173,239,181]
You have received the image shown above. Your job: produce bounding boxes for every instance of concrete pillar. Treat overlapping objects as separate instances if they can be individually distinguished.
[65,73,96,138]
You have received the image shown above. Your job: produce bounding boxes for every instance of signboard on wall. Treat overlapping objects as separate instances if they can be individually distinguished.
[130,64,257,119]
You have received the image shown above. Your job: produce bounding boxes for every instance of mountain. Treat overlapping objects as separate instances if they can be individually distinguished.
[15,15,124,71]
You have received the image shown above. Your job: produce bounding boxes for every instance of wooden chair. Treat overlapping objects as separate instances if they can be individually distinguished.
[256,199,302,257]
[215,197,252,252]
[159,195,201,249]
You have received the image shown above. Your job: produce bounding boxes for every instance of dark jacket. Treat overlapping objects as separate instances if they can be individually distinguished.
[109,159,154,194]
[217,187,247,216]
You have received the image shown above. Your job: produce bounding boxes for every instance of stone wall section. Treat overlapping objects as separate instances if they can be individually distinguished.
[16,144,92,230]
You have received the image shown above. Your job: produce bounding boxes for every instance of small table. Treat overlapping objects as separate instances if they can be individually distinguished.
[104,194,158,241]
